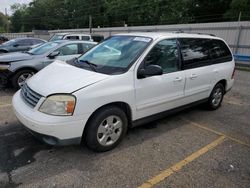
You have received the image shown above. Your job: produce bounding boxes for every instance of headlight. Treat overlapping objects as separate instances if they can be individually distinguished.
[39,94,76,116]
[0,64,10,70]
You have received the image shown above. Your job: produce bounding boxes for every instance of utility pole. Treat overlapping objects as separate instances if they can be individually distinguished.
[89,15,92,34]
[5,8,7,16]
[238,11,242,22]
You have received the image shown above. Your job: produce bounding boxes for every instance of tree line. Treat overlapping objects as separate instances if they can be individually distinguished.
[1,0,250,33]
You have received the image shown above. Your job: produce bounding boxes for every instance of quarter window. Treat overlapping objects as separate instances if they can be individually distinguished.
[209,39,232,63]
[82,36,90,41]
[144,39,179,73]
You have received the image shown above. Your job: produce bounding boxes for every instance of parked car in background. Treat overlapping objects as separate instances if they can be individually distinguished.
[12,33,235,152]
[0,35,8,44]
[0,40,96,88]
[0,38,46,54]
[49,33,104,42]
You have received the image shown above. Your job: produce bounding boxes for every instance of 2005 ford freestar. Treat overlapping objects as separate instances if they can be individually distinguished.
[12,32,235,152]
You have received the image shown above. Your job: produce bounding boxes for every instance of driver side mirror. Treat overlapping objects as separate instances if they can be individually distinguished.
[137,64,163,79]
[48,51,60,59]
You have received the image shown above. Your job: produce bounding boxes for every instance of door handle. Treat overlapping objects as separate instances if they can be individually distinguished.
[173,77,183,82]
[190,74,198,79]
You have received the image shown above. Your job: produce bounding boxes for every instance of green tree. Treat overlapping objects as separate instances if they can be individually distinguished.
[0,12,9,33]
[224,0,250,21]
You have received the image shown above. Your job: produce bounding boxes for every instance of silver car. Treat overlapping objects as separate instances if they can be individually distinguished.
[0,40,97,88]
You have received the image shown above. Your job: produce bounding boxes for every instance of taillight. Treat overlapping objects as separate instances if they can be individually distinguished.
[231,67,236,79]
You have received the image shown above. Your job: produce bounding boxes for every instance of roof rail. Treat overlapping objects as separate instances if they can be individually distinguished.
[174,31,216,37]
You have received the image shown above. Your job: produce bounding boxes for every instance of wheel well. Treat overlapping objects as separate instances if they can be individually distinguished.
[217,79,227,91]
[13,67,38,75]
[82,102,132,142]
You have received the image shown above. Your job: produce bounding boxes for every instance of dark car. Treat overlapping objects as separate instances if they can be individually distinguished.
[0,40,96,88]
[0,38,46,53]
[0,36,8,44]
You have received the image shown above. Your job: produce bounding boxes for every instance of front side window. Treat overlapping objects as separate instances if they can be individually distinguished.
[79,43,95,54]
[179,38,211,69]
[144,39,179,73]
[76,36,152,74]
[57,43,78,56]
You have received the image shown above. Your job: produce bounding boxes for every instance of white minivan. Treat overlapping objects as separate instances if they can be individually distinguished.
[12,33,235,152]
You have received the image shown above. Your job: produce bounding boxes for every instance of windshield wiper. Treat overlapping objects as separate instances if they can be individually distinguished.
[78,59,97,72]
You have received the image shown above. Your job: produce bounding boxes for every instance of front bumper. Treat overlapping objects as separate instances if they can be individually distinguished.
[12,90,89,145]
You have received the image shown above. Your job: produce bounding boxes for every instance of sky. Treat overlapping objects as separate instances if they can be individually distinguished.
[0,0,32,15]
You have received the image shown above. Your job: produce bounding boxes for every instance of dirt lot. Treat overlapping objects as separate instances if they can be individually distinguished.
[0,70,250,188]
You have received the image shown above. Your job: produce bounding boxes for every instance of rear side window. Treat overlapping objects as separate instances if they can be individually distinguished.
[179,38,211,69]
[17,39,33,46]
[209,39,232,63]
[179,38,232,69]
[66,36,80,40]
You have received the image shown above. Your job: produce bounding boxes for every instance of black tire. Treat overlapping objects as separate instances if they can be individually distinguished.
[0,50,8,54]
[12,69,35,89]
[84,106,128,152]
[206,83,225,110]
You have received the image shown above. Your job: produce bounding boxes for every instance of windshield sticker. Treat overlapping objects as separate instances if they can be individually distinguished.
[133,37,151,43]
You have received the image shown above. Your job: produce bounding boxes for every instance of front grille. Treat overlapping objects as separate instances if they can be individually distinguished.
[21,84,42,108]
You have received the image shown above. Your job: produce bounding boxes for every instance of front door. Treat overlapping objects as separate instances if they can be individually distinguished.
[135,39,185,119]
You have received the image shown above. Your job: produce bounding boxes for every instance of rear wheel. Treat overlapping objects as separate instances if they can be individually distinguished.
[85,106,128,152]
[12,70,35,89]
[206,83,225,110]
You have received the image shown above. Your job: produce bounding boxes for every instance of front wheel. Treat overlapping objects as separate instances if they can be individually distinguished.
[206,83,225,110]
[85,106,128,152]
[12,70,35,89]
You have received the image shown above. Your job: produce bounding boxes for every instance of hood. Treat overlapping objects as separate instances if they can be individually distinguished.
[0,52,33,63]
[27,60,109,96]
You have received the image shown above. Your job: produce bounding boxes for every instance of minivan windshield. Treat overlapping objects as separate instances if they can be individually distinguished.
[76,36,152,74]
[28,41,60,55]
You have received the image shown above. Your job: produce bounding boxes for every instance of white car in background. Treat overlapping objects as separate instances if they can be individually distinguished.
[50,33,104,43]
[13,32,235,152]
